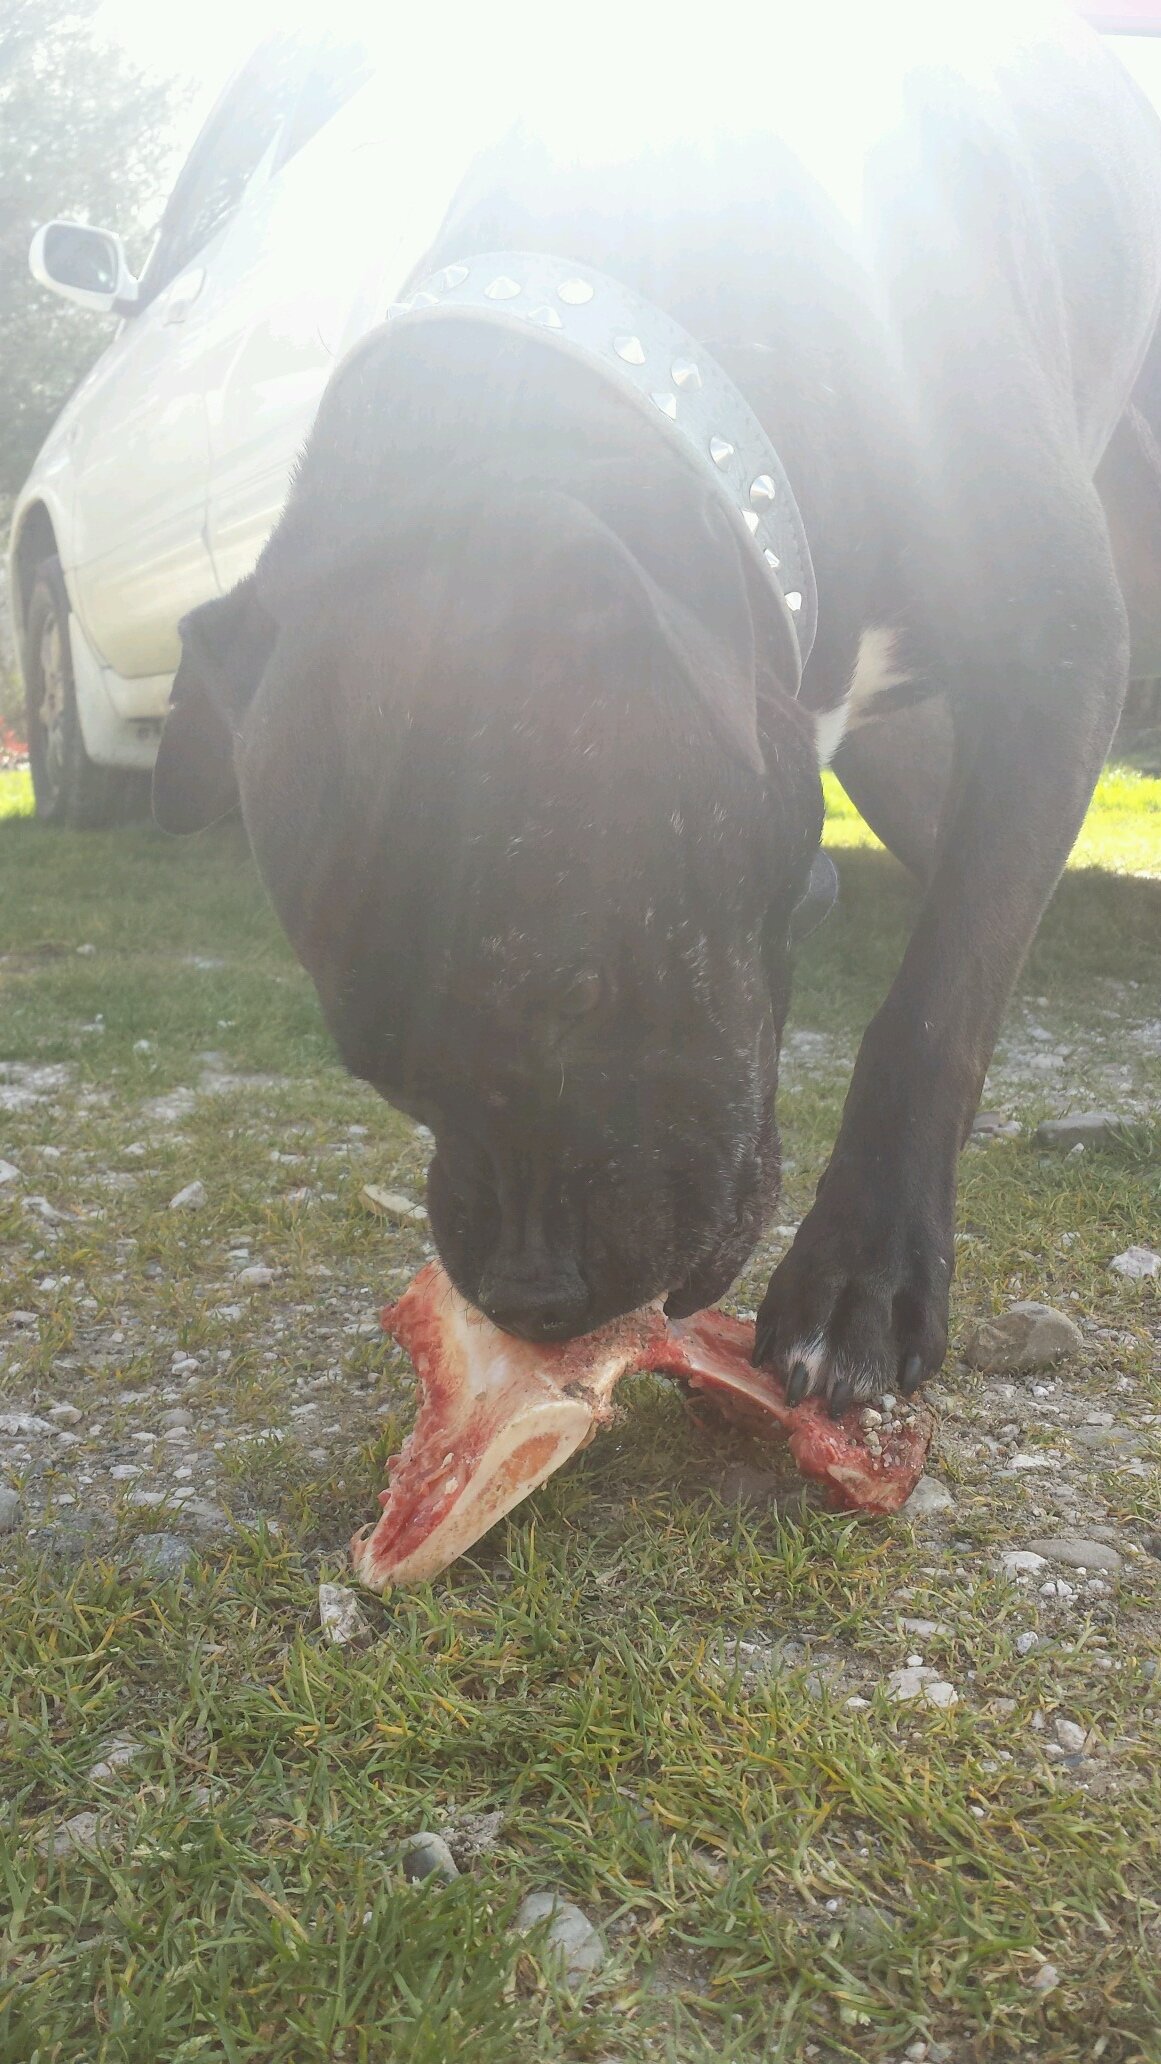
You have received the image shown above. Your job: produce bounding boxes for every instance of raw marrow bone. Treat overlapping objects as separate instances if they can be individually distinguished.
[351,1263,933,1591]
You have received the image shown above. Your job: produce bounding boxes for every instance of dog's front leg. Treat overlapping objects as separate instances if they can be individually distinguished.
[755,505,1129,1410]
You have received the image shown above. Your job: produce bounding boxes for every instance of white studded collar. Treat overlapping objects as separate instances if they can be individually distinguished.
[387,250,816,686]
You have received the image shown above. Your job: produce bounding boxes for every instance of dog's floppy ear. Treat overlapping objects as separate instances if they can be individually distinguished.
[153,575,277,833]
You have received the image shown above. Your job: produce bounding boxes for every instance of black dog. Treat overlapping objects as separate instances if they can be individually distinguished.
[153,10,1161,1412]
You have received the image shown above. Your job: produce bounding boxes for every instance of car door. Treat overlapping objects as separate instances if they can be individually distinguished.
[66,38,307,680]
[199,33,396,593]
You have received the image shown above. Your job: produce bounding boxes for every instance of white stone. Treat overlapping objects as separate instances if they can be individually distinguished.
[169,1181,206,1211]
[1001,1551,1048,1575]
[1109,1246,1160,1280]
[237,1264,275,1286]
[318,1583,369,1647]
[0,1159,20,1185]
[887,1665,958,1708]
[1054,1717,1087,1754]
[47,1402,82,1427]
[1029,1962,1060,1993]
[1015,1631,1040,1655]
[361,1185,427,1224]
[0,1411,53,1436]
[923,1679,958,1708]
[900,1475,954,1519]
[89,1737,145,1782]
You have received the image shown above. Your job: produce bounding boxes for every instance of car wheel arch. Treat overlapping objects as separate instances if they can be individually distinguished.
[12,502,61,647]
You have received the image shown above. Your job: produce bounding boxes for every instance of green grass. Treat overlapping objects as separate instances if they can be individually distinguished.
[821,767,1161,875]
[1,766,1159,2063]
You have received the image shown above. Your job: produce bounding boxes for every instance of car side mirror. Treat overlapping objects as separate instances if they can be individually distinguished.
[29,221,140,316]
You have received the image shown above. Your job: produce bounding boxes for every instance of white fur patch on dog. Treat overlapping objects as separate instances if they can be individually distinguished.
[814,625,912,765]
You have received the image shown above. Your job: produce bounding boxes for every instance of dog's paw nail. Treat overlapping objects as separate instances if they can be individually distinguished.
[827,1377,854,1419]
[785,1359,810,1406]
[900,1352,925,1396]
[752,1324,774,1369]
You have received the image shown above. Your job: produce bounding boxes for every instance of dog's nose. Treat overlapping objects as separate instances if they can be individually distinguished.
[478,1265,590,1342]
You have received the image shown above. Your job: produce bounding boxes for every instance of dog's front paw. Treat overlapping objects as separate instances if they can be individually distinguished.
[753,1175,952,1414]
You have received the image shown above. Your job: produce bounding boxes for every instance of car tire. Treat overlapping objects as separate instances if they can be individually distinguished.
[23,556,150,828]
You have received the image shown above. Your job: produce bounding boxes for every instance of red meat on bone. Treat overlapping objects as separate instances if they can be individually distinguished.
[351,1262,933,1590]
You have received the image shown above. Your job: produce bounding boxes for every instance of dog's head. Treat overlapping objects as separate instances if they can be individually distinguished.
[154,321,829,1336]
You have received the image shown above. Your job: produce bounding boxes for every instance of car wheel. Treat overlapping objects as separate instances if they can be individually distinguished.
[24,556,149,828]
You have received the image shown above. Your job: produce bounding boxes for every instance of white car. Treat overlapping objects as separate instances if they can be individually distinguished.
[7,20,490,824]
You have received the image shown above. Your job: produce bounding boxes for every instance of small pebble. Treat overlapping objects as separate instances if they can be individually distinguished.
[318,1583,369,1647]
[132,1533,193,1578]
[1001,1551,1048,1576]
[1027,1537,1121,1574]
[0,1487,22,1534]
[887,1665,958,1708]
[400,1831,459,1884]
[0,1159,20,1185]
[0,1411,53,1435]
[1029,1962,1060,1994]
[900,1476,954,1519]
[1054,1717,1087,1755]
[1109,1245,1160,1280]
[513,1892,604,1983]
[1015,1631,1040,1655]
[89,1737,145,1782]
[237,1264,275,1287]
[39,1812,105,1858]
[169,1181,206,1211]
[361,1185,427,1224]
[160,1408,193,1432]
[47,1402,82,1427]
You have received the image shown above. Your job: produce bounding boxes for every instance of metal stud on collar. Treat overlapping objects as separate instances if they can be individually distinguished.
[385,250,817,676]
